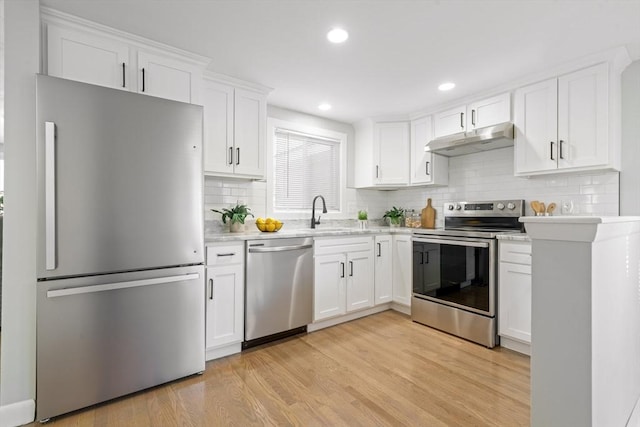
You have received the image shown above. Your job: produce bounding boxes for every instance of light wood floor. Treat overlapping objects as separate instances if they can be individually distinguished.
[32,311,530,426]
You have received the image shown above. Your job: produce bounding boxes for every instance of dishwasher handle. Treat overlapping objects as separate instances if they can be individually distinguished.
[248,244,313,253]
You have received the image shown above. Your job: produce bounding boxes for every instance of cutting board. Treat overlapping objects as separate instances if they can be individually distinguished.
[421,198,435,229]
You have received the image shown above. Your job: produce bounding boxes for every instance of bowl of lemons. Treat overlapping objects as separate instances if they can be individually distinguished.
[255,217,283,232]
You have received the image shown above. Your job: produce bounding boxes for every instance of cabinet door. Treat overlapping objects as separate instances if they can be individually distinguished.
[314,254,346,321]
[514,78,559,175]
[411,117,434,185]
[137,51,194,103]
[374,235,393,305]
[374,122,409,185]
[233,88,266,178]
[467,92,511,130]
[498,262,532,343]
[346,250,374,312]
[202,80,234,174]
[393,235,412,306]
[434,105,466,138]
[47,25,130,90]
[205,264,244,349]
[557,63,609,170]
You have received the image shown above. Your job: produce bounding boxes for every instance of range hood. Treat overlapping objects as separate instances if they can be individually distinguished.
[426,122,514,157]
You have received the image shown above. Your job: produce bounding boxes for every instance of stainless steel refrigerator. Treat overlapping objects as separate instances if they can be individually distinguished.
[35,75,205,421]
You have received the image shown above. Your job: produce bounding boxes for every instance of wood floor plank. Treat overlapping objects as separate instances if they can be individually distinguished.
[28,310,530,426]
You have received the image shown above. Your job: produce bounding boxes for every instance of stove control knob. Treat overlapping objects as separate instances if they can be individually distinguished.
[496,203,505,210]
[448,204,454,210]
[455,204,462,210]
[507,202,516,210]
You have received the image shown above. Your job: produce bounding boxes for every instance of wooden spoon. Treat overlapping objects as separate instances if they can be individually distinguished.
[546,202,557,215]
[530,200,541,215]
[539,202,546,215]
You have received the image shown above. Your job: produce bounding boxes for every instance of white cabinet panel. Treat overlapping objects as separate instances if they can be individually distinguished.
[410,116,449,186]
[467,92,511,130]
[557,63,609,169]
[374,235,393,305]
[202,81,234,175]
[392,235,412,306]
[205,264,244,349]
[233,88,266,177]
[47,25,130,90]
[434,105,466,137]
[498,262,532,344]
[346,251,374,312]
[313,253,346,321]
[374,122,409,185]
[137,51,194,103]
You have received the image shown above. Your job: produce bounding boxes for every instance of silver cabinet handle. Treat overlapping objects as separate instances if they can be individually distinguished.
[141,68,146,92]
[460,112,464,129]
[217,253,236,257]
[228,146,233,165]
[248,244,312,253]
[376,165,379,178]
[209,278,214,300]
[559,140,565,159]
[550,141,555,161]
[349,261,354,277]
[471,109,476,126]
[236,147,240,165]
[45,121,57,270]
[47,273,200,298]
[425,161,430,176]
[340,262,345,278]
[377,242,381,257]
[122,62,126,88]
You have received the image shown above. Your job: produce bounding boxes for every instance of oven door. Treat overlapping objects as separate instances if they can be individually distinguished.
[412,235,496,316]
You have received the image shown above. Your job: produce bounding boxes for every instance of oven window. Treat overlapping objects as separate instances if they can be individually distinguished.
[413,241,490,312]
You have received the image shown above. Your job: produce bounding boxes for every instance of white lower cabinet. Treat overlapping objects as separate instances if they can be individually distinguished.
[313,236,374,322]
[392,234,412,307]
[498,240,532,355]
[205,243,244,360]
[374,235,393,304]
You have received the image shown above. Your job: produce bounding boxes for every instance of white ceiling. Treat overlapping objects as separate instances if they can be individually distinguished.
[40,0,640,124]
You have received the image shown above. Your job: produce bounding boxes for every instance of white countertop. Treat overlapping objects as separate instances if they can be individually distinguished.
[520,215,640,224]
[205,226,413,243]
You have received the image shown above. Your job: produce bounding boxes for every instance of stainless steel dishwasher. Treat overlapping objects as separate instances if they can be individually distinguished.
[244,237,314,348]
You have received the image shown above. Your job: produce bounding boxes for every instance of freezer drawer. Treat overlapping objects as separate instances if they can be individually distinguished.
[36,265,205,421]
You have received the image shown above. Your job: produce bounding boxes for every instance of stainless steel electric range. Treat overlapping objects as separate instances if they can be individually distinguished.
[411,199,524,348]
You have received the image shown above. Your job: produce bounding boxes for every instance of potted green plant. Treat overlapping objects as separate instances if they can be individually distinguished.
[357,210,368,229]
[211,203,254,232]
[383,206,404,227]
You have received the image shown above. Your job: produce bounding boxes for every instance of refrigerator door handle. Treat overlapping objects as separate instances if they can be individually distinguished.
[45,121,57,270]
[46,273,200,298]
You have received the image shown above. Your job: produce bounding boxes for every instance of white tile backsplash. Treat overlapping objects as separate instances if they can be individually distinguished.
[204,146,619,232]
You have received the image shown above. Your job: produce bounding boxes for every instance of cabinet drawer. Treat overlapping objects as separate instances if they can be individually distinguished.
[314,236,373,256]
[499,241,532,265]
[206,244,244,266]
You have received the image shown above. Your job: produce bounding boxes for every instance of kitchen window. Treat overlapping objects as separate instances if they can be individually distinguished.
[267,119,346,216]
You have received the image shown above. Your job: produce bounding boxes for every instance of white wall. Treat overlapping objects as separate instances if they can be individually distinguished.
[620,60,640,215]
[0,0,39,420]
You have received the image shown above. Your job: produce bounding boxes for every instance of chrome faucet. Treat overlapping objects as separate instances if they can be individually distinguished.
[310,195,328,229]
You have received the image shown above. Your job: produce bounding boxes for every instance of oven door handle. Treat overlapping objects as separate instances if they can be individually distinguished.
[413,237,489,248]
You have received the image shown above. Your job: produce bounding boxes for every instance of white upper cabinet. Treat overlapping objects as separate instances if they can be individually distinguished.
[434,105,467,137]
[137,51,198,103]
[515,63,611,175]
[43,9,208,104]
[373,122,410,185]
[410,116,448,186]
[353,119,409,188]
[47,25,130,90]
[433,93,511,138]
[202,77,267,179]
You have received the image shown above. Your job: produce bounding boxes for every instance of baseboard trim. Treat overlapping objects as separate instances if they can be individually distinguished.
[390,302,410,315]
[205,342,242,361]
[308,304,391,332]
[0,399,35,427]
[500,336,531,356]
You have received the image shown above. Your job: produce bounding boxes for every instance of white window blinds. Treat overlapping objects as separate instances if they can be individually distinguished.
[274,128,340,211]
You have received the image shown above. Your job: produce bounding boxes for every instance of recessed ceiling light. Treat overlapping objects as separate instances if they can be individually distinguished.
[318,103,332,111]
[327,28,349,44]
[438,82,456,91]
